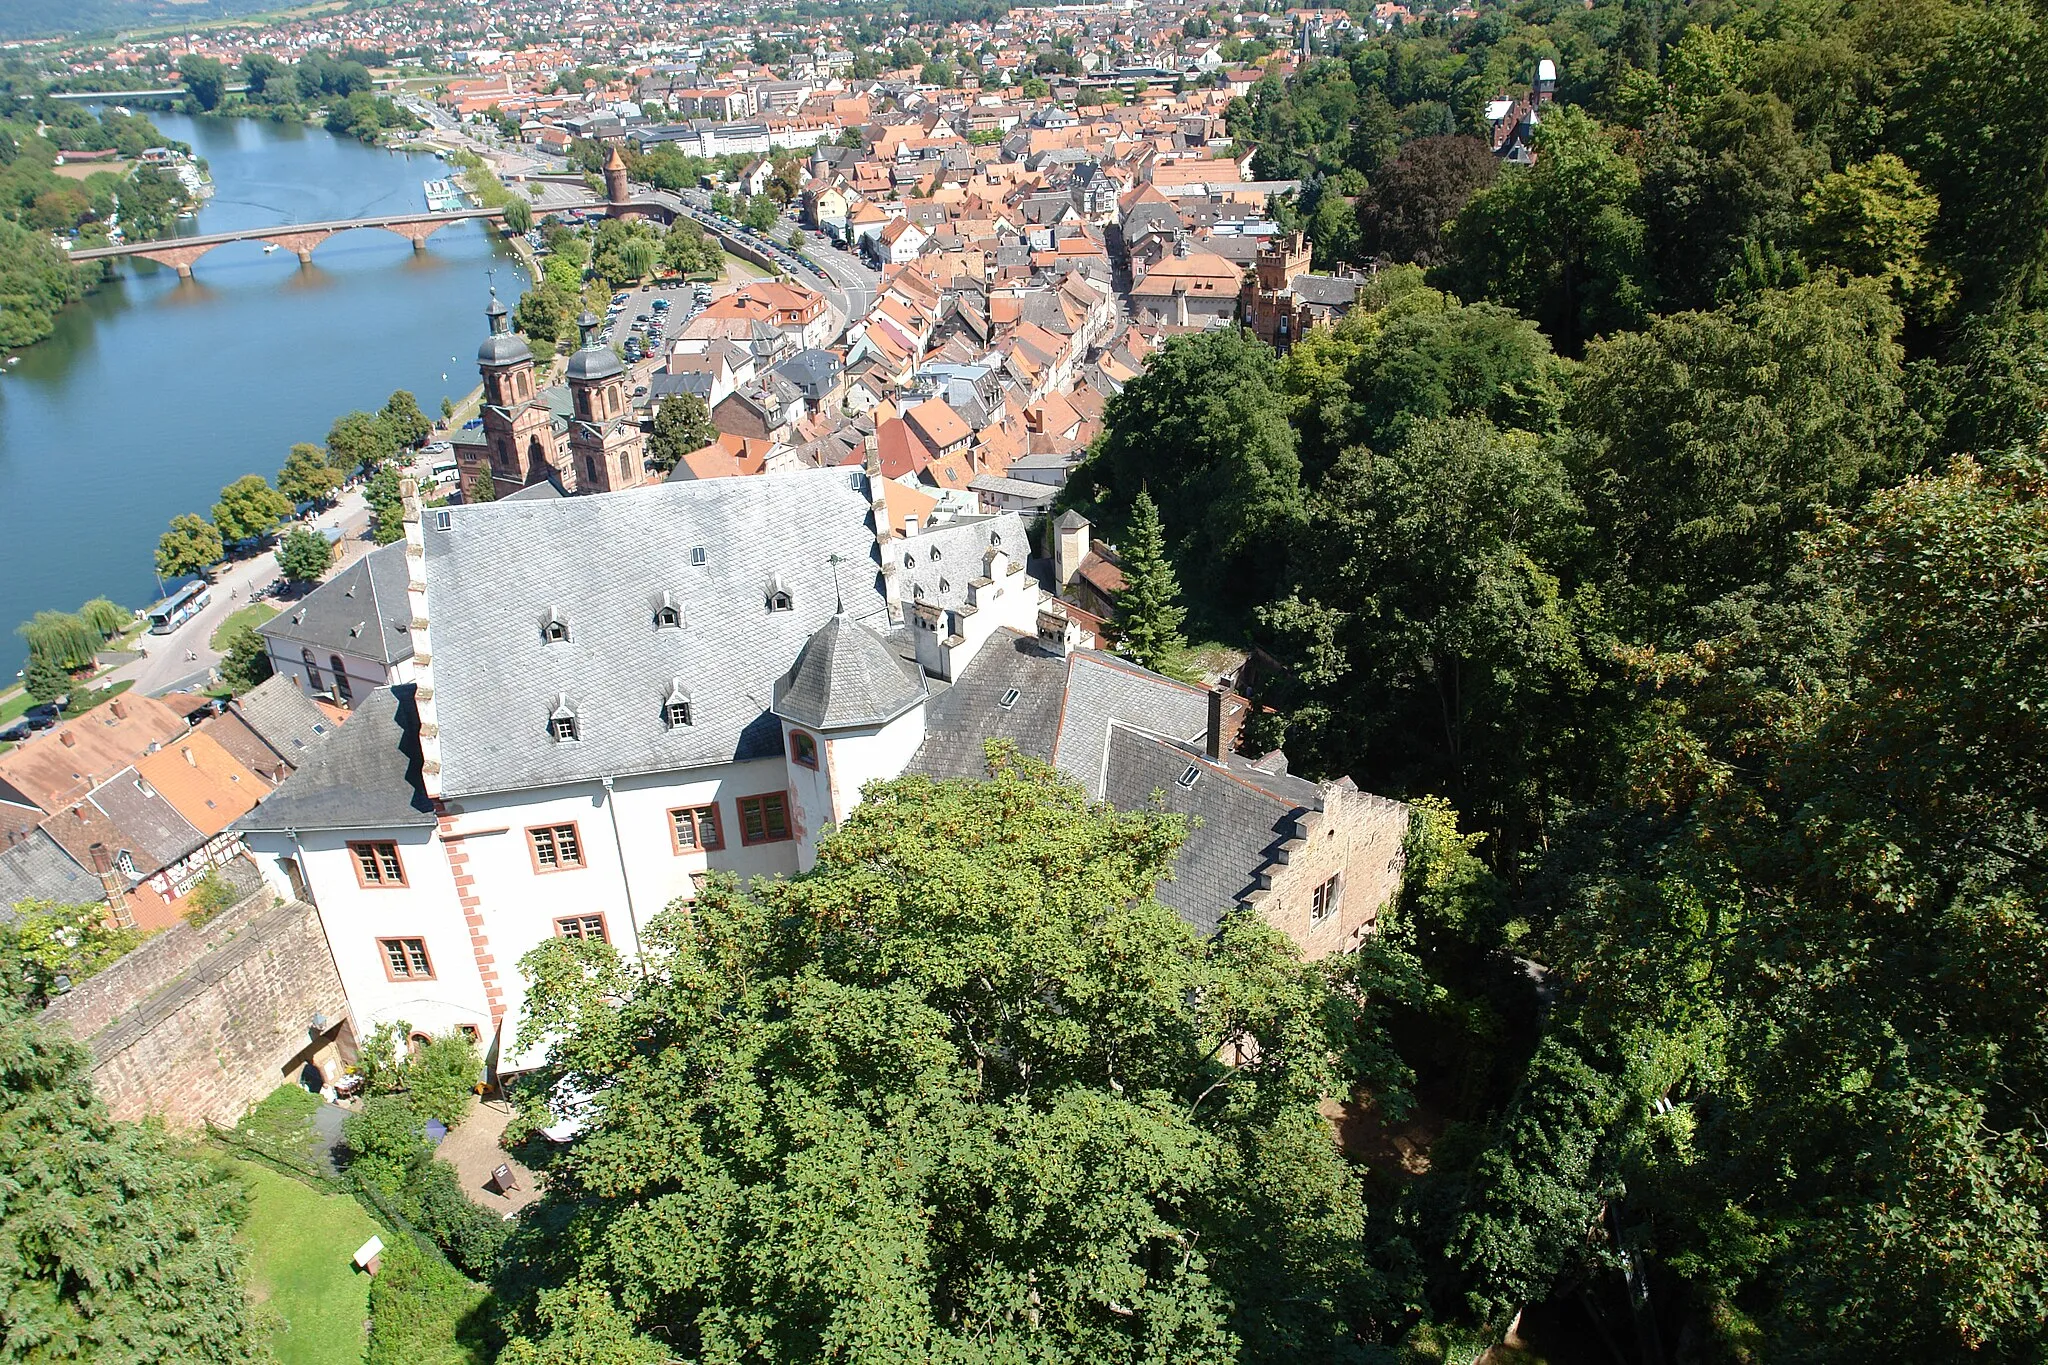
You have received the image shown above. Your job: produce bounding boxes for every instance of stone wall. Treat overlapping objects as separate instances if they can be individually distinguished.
[39,886,351,1130]
[1258,784,1410,960]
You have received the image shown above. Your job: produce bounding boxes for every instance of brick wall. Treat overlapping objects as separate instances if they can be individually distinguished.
[39,888,350,1130]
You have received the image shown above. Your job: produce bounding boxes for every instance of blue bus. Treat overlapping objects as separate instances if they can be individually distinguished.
[146,581,211,634]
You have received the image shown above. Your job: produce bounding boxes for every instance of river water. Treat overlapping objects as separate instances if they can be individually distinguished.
[0,111,521,673]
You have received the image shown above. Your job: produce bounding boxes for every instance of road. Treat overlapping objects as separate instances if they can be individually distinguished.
[111,473,382,697]
[663,187,879,330]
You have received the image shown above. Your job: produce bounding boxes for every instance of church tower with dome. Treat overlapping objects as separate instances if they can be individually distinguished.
[563,311,650,493]
[468,291,564,498]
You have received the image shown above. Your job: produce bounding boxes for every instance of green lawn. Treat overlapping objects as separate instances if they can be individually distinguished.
[229,1158,380,1365]
[210,603,280,652]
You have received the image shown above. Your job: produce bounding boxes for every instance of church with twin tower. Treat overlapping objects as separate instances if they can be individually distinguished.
[460,291,651,499]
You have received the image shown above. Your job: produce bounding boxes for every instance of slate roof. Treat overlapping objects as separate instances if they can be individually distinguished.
[908,630,1069,778]
[772,613,927,731]
[261,541,415,667]
[422,468,890,798]
[894,512,1028,611]
[236,685,436,833]
[0,829,93,921]
[83,771,206,870]
[229,673,336,766]
[1101,726,1301,934]
[904,635,1307,935]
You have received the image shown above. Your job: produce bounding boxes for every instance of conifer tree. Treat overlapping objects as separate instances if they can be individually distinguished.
[1113,488,1188,673]
[0,1005,261,1362]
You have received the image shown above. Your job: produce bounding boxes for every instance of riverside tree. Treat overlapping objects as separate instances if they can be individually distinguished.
[212,474,292,545]
[155,513,223,580]
[499,749,1427,1363]
[277,441,341,508]
[380,390,433,451]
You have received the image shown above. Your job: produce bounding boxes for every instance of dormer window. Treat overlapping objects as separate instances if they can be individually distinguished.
[1177,765,1201,789]
[766,575,794,613]
[664,679,693,729]
[549,694,580,742]
[999,688,1020,710]
[654,592,682,630]
[541,608,570,644]
[929,545,943,560]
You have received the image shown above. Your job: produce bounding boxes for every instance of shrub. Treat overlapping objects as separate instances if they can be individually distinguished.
[404,1030,481,1128]
[343,1094,509,1278]
[181,870,241,926]
[366,1238,489,1365]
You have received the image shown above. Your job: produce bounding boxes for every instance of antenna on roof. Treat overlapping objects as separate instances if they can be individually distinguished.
[827,552,847,614]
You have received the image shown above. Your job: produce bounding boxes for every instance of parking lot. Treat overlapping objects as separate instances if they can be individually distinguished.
[603,279,714,362]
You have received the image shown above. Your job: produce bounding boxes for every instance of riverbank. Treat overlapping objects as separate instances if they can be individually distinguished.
[0,109,522,676]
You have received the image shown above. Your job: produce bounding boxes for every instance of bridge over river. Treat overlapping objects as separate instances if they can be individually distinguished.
[69,207,517,277]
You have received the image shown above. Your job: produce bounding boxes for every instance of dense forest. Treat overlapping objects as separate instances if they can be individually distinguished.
[1047,0,2047,1357]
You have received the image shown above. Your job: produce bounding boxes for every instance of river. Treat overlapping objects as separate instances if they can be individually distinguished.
[0,111,522,674]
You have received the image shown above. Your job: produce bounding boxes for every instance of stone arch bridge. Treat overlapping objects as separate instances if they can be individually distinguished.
[68,207,508,277]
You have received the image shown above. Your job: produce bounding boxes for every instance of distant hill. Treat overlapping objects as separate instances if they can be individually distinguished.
[0,0,300,41]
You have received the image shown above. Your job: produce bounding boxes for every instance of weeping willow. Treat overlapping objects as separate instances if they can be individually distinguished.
[17,610,102,670]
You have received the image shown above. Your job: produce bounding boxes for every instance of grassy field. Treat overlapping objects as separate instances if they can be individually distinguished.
[229,1157,379,1365]
[210,603,280,652]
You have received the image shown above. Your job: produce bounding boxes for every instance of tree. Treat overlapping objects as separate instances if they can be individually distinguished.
[742,194,779,232]
[644,393,716,471]
[156,513,224,580]
[1802,153,1952,317]
[0,900,141,1011]
[178,55,227,111]
[366,467,406,545]
[440,396,455,421]
[1897,4,2048,312]
[469,465,498,504]
[277,441,341,508]
[503,197,534,234]
[276,527,333,587]
[1260,417,1586,842]
[1566,277,1919,630]
[17,610,101,670]
[513,281,575,347]
[661,220,719,276]
[22,654,71,707]
[1442,106,1650,357]
[326,410,396,474]
[0,1005,261,1360]
[215,624,273,694]
[212,474,291,546]
[1549,448,2048,1358]
[589,218,661,290]
[1020,75,1050,99]
[1639,90,1826,310]
[1073,328,1304,620]
[499,750,1425,1363]
[380,390,432,451]
[78,598,128,641]
[1112,490,1188,672]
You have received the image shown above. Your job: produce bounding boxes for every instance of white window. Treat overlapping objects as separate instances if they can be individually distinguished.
[1310,874,1341,925]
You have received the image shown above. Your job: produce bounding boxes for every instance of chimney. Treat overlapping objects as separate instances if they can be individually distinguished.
[110,698,128,719]
[85,841,135,928]
[1206,687,1224,762]
[59,730,76,748]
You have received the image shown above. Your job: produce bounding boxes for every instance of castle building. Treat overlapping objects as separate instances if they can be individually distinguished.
[1238,232,1363,353]
[237,469,1409,1072]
